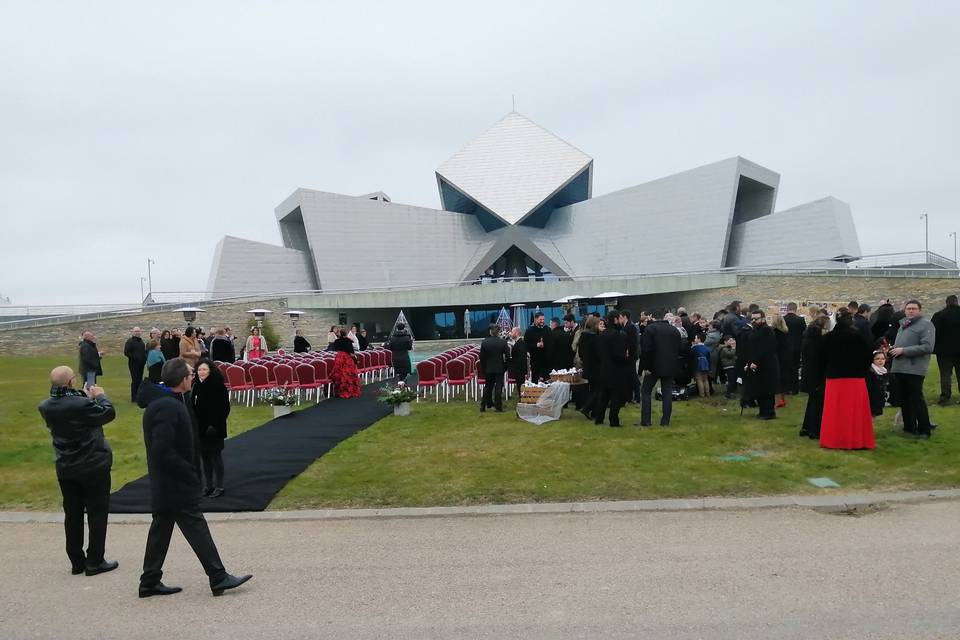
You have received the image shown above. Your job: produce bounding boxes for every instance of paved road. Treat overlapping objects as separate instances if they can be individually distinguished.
[2,502,960,639]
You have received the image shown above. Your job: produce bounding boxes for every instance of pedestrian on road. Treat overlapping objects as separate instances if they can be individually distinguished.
[137,358,252,598]
[37,365,118,576]
[123,326,147,402]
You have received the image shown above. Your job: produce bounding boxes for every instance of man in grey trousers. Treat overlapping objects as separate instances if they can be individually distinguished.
[890,299,937,438]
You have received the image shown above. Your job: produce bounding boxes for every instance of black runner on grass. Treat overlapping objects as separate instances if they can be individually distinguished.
[109,382,393,513]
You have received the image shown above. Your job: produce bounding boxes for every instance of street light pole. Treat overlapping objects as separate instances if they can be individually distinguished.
[920,213,929,255]
[140,277,146,302]
[147,258,155,295]
[950,231,958,266]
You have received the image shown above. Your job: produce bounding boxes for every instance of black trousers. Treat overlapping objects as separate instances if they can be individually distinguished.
[140,507,227,588]
[897,373,931,435]
[756,394,776,418]
[201,450,225,490]
[128,360,145,401]
[530,361,551,384]
[786,351,801,394]
[802,387,824,437]
[937,355,960,401]
[58,468,111,569]
[724,367,738,396]
[481,374,504,410]
[640,374,674,426]
[594,386,625,426]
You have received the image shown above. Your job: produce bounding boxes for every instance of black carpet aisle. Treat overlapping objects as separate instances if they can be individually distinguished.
[109,382,393,513]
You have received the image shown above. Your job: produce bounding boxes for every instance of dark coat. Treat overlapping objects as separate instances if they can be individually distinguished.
[774,329,791,393]
[38,388,115,479]
[160,337,180,360]
[524,325,552,368]
[623,322,640,363]
[867,368,888,416]
[333,337,355,354]
[800,326,826,394]
[741,324,779,397]
[595,326,629,389]
[78,339,102,377]
[192,375,231,453]
[137,381,202,512]
[508,338,528,380]
[853,315,872,341]
[822,325,873,379]
[358,334,369,351]
[577,330,600,383]
[550,327,575,371]
[387,330,413,377]
[209,336,236,363]
[931,304,960,357]
[123,336,147,364]
[871,304,897,343]
[479,335,510,375]
[639,320,682,378]
[784,312,806,358]
[293,336,311,353]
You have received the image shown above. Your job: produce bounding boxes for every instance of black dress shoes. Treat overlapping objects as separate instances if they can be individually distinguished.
[85,560,119,576]
[211,573,253,596]
[71,565,84,575]
[209,488,225,498]
[139,582,183,598]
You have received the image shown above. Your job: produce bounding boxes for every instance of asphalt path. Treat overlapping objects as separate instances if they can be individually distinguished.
[2,502,960,639]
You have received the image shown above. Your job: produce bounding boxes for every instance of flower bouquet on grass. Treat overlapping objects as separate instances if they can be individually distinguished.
[263,388,297,417]
[379,381,417,415]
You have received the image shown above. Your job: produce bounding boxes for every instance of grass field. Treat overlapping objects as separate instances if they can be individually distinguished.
[2,356,958,510]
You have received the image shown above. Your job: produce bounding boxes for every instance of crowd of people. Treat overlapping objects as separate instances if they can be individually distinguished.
[475,295,959,445]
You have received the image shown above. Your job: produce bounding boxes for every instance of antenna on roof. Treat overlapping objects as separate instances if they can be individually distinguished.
[511,94,516,112]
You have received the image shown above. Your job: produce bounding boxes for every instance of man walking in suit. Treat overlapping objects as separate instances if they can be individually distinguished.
[594,312,630,427]
[479,326,510,412]
[137,358,252,598]
[638,308,682,427]
[783,303,807,394]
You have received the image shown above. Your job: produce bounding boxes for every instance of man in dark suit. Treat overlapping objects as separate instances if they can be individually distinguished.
[78,331,103,387]
[620,310,641,402]
[507,327,528,397]
[479,326,510,412]
[783,303,807,394]
[550,314,576,372]
[38,366,118,576]
[594,312,630,427]
[638,308,682,427]
[524,312,553,383]
[137,358,252,598]
[123,327,147,402]
[741,310,780,420]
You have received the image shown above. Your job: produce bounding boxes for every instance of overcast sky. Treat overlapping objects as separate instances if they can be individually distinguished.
[2,1,957,305]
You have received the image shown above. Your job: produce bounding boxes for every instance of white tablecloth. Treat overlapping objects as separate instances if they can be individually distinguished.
[516,382,572,425]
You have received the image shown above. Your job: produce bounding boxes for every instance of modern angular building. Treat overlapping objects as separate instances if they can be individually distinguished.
[207,112,862,337]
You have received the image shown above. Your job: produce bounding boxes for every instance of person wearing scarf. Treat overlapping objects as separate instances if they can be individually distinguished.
[867,350,889,417]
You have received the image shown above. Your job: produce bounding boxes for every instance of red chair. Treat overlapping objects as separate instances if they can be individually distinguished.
[296,363,323,402]
[247,364,273,401]
[225,365,255,406]
[273,363,298,402]
[444,358,471,401]
[415,360,442,402]
[311,359,332,399]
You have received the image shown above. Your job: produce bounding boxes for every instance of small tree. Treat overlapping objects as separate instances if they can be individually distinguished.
[247,318,282,351]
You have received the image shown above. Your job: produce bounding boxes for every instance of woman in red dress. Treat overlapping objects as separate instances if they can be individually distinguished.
[330,329,362,399]
[819,309,875,449]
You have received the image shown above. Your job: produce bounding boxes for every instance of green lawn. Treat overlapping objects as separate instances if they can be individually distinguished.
[0,356,286,510]
[2,355,958,511]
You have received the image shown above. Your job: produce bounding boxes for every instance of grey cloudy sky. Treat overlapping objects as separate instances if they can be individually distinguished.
[2,1,957,305]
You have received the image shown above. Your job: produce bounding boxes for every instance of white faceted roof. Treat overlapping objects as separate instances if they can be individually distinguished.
[436,112,592,225]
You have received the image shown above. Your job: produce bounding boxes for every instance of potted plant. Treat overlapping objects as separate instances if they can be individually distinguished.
[264,388,297,418]
[379,381,417,416]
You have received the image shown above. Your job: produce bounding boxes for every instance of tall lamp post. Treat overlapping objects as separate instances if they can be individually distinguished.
[920,213,929,256]
[147,258,156,295]
[140,277,147,303]
[950,231,957,267]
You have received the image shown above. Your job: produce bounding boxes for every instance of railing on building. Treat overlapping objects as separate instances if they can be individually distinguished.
[1,253,957,331]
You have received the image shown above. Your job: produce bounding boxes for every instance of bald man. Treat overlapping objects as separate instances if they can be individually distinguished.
[38,366,118,576]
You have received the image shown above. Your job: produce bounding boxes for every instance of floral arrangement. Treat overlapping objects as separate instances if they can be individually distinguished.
[379,381,417,406]
[263,388,297,406]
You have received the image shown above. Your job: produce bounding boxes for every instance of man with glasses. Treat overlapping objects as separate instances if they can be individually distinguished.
[741,309,780,420]
[137,357,252,598]
[891,300,937,438]
[38,366,118,576]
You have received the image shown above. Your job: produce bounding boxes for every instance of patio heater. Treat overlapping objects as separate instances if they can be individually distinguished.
[247,308,272,329]
[174,307,205,327]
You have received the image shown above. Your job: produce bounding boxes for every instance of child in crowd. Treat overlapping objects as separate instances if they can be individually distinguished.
[691,334,712,398]
[717,335,738,399]
[867,350,889,417]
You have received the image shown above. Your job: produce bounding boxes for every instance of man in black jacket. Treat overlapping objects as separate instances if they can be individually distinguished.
[77,331,103,387]
[550,315,576,372]
[783,303,807,394]
[621,311,641,402]
[594,312,629,427]
[209,328,236,363]
[123,326,147,402]
[638,308,682,427]
[741,310,780,420]
[932,295,960,405]
[524,312,553,383]
[137,358,252,598]
[507,327,528,397]
[37,366,118,576]
[479,326,510,412]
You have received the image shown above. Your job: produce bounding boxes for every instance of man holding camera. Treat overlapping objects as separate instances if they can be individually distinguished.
[38,366,118,576]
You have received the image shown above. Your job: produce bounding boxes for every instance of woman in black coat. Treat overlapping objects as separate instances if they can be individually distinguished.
[740,315,780,419]
[387,324,414,382]
[819,311,875,449]
[576,316,602,418]
[192,359,230,498]
[799,315,830,438]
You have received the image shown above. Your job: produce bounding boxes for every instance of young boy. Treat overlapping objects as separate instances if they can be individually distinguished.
[690,334,712,398]
[717,335,738,400]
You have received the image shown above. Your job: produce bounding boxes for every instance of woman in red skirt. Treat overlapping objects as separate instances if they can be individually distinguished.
[330,328,362,399]
[819,309,875,449]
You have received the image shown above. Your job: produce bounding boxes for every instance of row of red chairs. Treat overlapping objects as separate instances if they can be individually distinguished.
[414,345,509,402]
